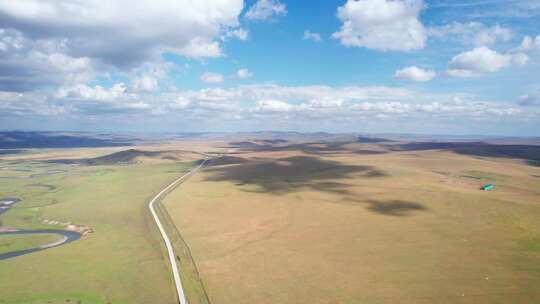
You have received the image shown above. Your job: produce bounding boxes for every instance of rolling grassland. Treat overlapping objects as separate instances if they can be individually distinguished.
[164,142,540,304]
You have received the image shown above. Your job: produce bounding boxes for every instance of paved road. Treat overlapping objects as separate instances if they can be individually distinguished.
[148,158,210,304]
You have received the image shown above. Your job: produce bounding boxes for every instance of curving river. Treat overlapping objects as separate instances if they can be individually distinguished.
[0,229,81,260]
[1,198,81,260]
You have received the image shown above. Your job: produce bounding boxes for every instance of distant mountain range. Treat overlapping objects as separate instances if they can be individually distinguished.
[0,131,135,149]
[1,130,539,149]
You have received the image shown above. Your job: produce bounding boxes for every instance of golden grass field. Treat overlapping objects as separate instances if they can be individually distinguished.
[163,141,540,304]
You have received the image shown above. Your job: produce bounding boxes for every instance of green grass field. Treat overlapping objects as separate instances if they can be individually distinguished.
[163,145,540,304]
[0,149,200,304]
[0,234,62,254]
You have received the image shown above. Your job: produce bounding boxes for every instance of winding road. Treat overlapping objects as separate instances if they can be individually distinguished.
[148,158,210,304]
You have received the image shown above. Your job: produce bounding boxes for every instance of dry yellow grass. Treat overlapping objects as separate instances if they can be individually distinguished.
[163,144,540,304]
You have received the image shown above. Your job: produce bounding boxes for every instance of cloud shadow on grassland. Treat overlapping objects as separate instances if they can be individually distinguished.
[226,140,388,156]
[0,149,25,155]
[391,142,540,167]
[338,197,428,217]
[204,155,387,195]
[365,200,428,216]
[0,131,133,149]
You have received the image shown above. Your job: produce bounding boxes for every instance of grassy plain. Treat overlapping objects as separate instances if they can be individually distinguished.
[0,147,203,304]
[164,141,540,304]
[0,234,62,254]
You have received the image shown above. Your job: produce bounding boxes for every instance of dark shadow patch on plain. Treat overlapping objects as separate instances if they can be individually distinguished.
[390,141,540,167]
[0,149,25,155]
[336,197,428,216]
[365,200,428,217]
[0,131,134,149]
[226,140,388,156]
[310,182,352,195]
[208,156,249,166]
[527,160,540,167]
[364,170,387,177]
[227,141,262,150]
[351,150,387,155]
[96,149,157,164]
[48,149,160,165]
[260,139,288,144]
[204,155,386,195]
[357,136,394,143]
[47,149,202,166]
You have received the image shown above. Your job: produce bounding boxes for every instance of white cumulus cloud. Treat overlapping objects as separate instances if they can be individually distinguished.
[245,0,287,21]
[57,83,128,102]
[473,25,512,46]
[256,99,294,112]
[200,72,225,84]
[303,30,322,42]
[429,22,512,46]
[0,28,96,91]
[0,0,244,67]
[394,66,436,82]
[446,46,527,77]
[2,83,531,131]
[518,90,540,106]
[517,34,540,51]
[132,76,159,93]
[224,28,249,41]
[332,0,427,51]
[237,68,253,79]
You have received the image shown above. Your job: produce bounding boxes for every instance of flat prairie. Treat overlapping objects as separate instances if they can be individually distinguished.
[164,141,540,304]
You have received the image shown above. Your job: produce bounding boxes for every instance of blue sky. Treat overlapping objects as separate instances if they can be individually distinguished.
[0,0,539,135]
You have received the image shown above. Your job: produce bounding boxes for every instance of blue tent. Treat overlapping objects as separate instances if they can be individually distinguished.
[481,184,494,191]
